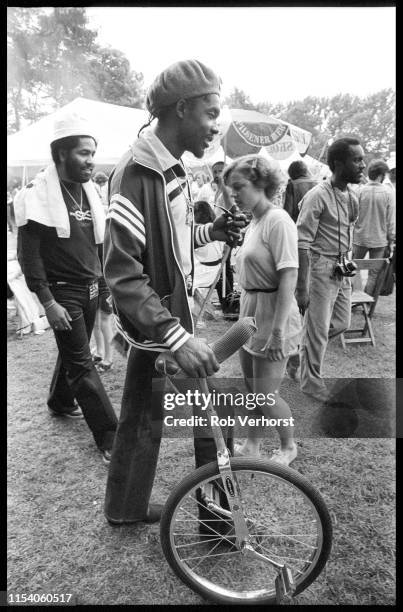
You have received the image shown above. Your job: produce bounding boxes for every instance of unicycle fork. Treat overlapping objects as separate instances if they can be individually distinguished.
[196,376,296,601]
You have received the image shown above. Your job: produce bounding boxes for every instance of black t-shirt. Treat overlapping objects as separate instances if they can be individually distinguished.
[18,180,102,301]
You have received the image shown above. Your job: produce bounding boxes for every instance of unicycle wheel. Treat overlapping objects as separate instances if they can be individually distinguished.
[160,457,332,604]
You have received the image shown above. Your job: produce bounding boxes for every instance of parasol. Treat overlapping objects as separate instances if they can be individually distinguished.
[185,107,312,166]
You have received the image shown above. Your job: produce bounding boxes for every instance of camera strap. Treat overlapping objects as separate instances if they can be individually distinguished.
[331,183,353,261]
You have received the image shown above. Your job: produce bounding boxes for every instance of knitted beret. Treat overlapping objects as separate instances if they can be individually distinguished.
[146,59,221,116]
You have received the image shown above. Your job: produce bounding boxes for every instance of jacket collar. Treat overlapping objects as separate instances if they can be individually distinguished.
[130,128,185,176]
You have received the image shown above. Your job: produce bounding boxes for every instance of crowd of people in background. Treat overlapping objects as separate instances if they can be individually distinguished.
[7,57,396,531]
[7,148,396,366]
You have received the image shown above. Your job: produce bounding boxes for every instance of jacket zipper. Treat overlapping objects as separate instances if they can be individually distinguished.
[132,158,194,336]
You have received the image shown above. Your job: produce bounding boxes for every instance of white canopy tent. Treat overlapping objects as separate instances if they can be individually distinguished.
[7,97,149,181]
[259,148,330,179]
[8,97,330,185]
[302,154,331,179]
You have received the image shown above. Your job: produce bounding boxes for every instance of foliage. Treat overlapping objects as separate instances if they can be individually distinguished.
[89,47,145,109]
[224,87,395,162]
[7,8,45,131]
[224,87,256,111]
[8,5,395,162]
[7,7,145,133]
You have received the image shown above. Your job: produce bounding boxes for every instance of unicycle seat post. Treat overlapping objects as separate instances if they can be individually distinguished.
[197,377,230,458]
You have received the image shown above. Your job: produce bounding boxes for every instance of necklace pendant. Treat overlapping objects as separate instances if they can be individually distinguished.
[185,205,193,226]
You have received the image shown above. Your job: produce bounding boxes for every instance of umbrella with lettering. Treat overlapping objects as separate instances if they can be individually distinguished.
[197,107,312,163]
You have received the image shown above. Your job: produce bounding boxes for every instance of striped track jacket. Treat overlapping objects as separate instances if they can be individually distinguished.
[103,135,213,353]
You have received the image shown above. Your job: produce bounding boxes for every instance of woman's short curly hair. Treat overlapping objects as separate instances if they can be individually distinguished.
[222,154,284,201]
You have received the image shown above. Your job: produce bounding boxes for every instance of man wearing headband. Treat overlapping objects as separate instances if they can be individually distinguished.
[15,113,118,464]
[103,59,245,526]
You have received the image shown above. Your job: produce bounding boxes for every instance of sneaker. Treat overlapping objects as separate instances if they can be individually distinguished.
[102,449,112,465]
[233,443,260,457]
[48,403,83,419]
[270,444,298,467]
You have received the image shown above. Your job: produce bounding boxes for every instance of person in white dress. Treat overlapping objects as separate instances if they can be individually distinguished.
[223,155,301,466]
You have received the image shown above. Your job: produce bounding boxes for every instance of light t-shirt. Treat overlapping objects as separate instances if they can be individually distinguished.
[236,207,301,357]
[238,207,299,291]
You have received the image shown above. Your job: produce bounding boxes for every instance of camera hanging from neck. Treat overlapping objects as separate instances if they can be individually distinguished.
[330,183,357,278]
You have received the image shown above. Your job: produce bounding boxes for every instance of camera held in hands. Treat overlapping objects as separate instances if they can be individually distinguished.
[332,255,357,279]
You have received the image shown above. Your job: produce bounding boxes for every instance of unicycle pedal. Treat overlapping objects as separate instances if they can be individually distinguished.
[275,565,295,603]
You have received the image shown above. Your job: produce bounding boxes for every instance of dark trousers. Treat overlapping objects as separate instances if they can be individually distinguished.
[216,250,234,310]
[104,347,234,522]
[47,282,117,451]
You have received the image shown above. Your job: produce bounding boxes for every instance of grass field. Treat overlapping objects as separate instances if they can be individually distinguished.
[7,291,396,605]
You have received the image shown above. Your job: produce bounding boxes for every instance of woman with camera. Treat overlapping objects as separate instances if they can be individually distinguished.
[223,155,301,466]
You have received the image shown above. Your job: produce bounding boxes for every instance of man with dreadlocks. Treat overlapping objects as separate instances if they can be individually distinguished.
[103,60,245,526]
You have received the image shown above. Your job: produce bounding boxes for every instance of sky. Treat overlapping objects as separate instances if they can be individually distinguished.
[86,6,395,105]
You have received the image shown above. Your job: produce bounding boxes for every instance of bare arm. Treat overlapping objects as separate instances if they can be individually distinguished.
[262,267,298,361]
[295,248,310,315]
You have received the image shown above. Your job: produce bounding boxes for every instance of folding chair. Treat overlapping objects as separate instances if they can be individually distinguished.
[340,258,390,348]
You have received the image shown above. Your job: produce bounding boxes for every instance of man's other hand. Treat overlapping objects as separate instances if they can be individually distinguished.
[46,302,72,331]
[210,213,247,245]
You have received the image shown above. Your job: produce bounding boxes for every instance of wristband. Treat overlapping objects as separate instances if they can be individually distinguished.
[44,299,57,310]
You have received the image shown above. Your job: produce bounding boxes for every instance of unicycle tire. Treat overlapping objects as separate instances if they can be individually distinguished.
[160,457,332,604]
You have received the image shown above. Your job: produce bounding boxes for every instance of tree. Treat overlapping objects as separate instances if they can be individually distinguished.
[227,88,395,162]
[7,7,145,133]
[223,87,257,110]
[328,89,395,159]
[7,7,46,132]
[89,47,145,108]
[34,7,99,105]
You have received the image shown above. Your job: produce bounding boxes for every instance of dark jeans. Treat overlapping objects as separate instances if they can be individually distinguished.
[47,281,117,451]
[104,347,234,522]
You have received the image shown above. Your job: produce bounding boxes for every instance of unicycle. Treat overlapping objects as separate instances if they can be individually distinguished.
[155,319,332,605]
